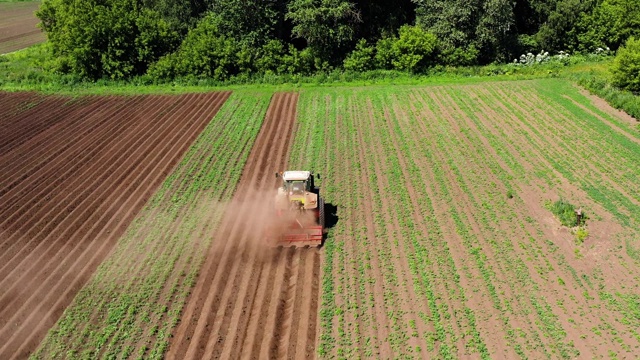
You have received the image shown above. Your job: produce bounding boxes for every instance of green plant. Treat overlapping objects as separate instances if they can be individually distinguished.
[575,227,589,244]
[546,199,585,227]
[611,37,640,92]
[391,25,439,73]
[343,39,375,72]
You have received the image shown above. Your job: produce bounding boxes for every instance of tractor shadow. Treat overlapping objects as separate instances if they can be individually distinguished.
[322,202,339,247]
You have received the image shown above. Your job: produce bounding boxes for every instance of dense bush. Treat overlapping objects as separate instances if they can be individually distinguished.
[611,37,640,93]
[344,26,439,73]
[147,15,242,80]
[37,0,178,80]
[391,25,439,72]
[577,0,640,52]
[32,0,640,81]
[343,39,375,72]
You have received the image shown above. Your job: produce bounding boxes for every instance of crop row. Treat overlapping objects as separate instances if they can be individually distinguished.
[453,81,640,356]
[34,92,271,359]
[292,80,640,358]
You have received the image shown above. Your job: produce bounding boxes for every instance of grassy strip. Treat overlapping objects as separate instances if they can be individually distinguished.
[32,91,271,359]
[572,73,640,120]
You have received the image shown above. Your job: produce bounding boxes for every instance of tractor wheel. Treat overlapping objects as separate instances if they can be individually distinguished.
[318,196,325,228]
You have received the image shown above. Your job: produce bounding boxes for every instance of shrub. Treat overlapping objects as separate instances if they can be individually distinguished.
[343,39,375,72]
[575,227,589,244]
[281,46,316,75]
[391,25,439,72]
[255,40,288,74]
[611,37,640,92]
[546,199,586,227]
[374,37,396,70]
[37,0,177,80]
[438,45,479,67]
[147,14,241,81]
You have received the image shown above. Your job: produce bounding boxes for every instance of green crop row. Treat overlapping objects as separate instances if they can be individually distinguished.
[296,80,640,359]
[33,92,271,360]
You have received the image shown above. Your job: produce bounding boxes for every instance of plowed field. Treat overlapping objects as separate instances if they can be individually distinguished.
[0,91,230,359]
[168,92,320,360]
[0,2,45,54]
[13,78,640,360]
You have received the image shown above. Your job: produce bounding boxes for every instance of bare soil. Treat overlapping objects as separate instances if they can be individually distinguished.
[0,91,230,359]
[167,92,321,360]
[0,2,45,54]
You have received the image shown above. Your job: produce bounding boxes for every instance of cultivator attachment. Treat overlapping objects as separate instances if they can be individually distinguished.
[265,209,324,247]
[270,226,323,247]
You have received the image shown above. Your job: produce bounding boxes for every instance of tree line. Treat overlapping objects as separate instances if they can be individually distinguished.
[37,0,640,82]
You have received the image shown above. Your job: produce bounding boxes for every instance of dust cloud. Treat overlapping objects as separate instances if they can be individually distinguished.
[210,188,317,260]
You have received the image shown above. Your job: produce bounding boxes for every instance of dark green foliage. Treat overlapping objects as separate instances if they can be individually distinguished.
[535,0,595,53]
[32,0,640,80]
[475,0,517,62]
[352,0,416,41]
[37,0,178,80]
[286,0,360,64]
[209,0,290,46]
[546,199,586,227]
[611,37,640,93]
[147,14,243,80]
[140,0,208,35]
[413,0,516,63]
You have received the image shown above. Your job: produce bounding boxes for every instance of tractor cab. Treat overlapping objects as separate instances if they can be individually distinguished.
[275,170,321,209]
[281,173,311,195]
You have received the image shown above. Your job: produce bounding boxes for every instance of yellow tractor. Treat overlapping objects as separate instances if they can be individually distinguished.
[267,171,324,247]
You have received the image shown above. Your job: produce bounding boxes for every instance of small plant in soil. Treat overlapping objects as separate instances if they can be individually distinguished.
[574,227,589,244]
[545,199,586,227]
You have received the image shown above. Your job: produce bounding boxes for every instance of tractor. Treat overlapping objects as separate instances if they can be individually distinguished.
[266,170,324,247]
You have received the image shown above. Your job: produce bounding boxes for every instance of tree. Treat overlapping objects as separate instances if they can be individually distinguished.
[535,0,596,52]
[476,0,516,62]
[611,37,640,92]
[413,0,481,49]
[286,0,361,65]
[413,0,515,63]
[37,0,178,79]
[577,0,640,51]
[352,0,416,41]
[343,39,375,71]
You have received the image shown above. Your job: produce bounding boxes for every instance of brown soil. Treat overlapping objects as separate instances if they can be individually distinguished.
[167,92,321,360]
[0,91,230,359]
[0,2,45,54]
